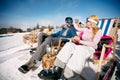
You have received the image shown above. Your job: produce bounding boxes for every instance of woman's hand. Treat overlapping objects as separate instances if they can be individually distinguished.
[71,37,75,42]
[73,36,80,42]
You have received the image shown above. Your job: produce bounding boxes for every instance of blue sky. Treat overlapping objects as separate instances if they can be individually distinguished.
[0,0,120,30]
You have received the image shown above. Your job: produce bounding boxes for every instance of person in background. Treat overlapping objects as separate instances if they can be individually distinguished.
[38,15,102,80]
[75,19,84,28]
[41,27,49,34]
[18,17,77,74]
[22,29,40,46]
[47,27,55,35]
[79,22,84,28]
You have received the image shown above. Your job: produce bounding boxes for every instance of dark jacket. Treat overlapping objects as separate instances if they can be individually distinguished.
[51,26,77,38]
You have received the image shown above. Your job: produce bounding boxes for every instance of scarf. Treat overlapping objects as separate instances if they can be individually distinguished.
[62,28,69,36]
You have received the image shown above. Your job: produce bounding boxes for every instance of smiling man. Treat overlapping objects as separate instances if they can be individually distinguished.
[18,17,77,73]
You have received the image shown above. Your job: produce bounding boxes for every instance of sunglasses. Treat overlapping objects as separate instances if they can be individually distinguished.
[66,19,73,24]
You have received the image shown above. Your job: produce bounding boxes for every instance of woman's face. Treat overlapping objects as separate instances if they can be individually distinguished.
[86,21,92,28]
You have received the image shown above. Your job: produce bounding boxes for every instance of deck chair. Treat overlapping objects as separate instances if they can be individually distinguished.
[91,17,120,80]
[91,18,119,63]
[41,25,72,69]
[42,39,62,69]
[42,38,70,69]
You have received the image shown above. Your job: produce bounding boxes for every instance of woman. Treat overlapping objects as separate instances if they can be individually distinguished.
[38,15,103,80]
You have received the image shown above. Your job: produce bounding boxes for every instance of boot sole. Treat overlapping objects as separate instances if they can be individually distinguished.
[18,67,29,73]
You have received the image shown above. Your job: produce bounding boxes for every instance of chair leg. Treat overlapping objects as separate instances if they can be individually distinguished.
[96,72,100,80]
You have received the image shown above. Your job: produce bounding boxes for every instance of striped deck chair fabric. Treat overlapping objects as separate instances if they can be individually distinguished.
[92,18,118,62]
[97,19,115,36]
[92,19,116,60]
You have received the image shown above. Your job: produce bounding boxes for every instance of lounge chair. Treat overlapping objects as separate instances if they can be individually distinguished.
[90,17,120,80]
[42,38,70,69]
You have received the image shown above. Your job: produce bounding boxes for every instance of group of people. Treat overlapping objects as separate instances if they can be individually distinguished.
[18,15,103,80]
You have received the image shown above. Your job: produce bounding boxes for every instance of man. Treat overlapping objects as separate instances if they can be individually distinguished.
[18,17,77,73]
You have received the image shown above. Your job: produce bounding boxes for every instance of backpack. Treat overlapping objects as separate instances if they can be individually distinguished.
[93,35,113,59]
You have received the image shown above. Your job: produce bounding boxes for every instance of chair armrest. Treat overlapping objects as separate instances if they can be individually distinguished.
[59,38,72,42]
[97,44,113,79]
[104,44,113,48]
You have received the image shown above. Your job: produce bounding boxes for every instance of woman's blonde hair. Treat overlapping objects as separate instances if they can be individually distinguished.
[88,15,100,40]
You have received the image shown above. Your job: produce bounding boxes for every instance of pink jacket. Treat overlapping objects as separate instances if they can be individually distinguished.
[74,24,103,49]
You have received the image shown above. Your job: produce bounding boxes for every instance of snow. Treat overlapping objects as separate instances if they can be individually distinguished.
[0,33,43,80]
[0,33,25,51]
[0,29,120,80]
[0,50,43,80]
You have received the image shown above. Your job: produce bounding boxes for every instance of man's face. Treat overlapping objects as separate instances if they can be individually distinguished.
[66,23,72,27]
